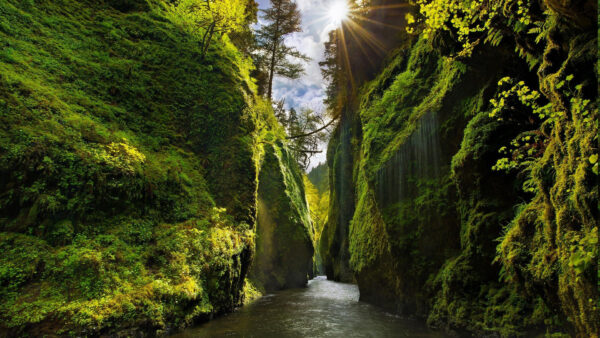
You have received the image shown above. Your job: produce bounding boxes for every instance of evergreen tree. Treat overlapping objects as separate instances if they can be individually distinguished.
[319,29,343,110]
[287,107,299,135]
[273,99,288,127]
[255,0,309,100]
[286,107,326,170]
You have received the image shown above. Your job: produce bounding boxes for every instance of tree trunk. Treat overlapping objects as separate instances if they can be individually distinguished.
[267,46,277,100]
[201,22,216,60]
[267,16,281,100]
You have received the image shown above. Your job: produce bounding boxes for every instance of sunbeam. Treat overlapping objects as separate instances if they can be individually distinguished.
[328,0,349,27]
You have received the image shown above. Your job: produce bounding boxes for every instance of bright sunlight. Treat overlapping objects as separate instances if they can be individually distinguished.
[328,0,349,26]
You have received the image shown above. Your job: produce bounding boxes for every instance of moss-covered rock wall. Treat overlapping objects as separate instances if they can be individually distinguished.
[249,143,315,291]
[0,0,305,335]
[319,112,359,283]
[324,0,598,335]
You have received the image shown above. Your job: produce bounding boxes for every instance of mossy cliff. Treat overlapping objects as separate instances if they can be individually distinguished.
[306,164,329,275]
[319,111,358,283]
[0,0,310,335]
[307,162,329,195]
[249,142,314,291]
[322,0,598,335]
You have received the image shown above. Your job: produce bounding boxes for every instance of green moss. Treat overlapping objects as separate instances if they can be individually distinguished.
[319,119,356,283]
[0,215,254,335]
[326,4,598,332]
[339,33,503,316]
[249,142,314,291]
[0,0,270,335]
[493,11,599,335]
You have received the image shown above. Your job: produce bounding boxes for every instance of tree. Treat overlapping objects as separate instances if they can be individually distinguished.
[287,107,298,133]
[167,0,251,60]
[273,99,288,127]
[255,0,309,100]
[273,103,336,170]
[285,107,328,170]
[319,29,343,110]
[228,0,259,56]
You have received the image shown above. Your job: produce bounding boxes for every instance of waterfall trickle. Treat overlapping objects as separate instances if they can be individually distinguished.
[375,112,442,207]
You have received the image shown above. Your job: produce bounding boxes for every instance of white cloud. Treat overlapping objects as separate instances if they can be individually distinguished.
[257,0,339,169]
[272,0,339,110]
[295,0,323,12]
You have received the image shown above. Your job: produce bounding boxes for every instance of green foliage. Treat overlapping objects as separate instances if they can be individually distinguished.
[242,278,263,304]
[0,0,274,334]
[283,107,329,170]
[165,0,252,58]
[303,176,327,239]
[304,175,329,274]
[107,0,151,12]
[166,0,249,35]
[326,0,598,334]
[409,0,542,57]
[490,74,598,195]
[319,29,344,110]
[567,227,598,278]
[250,143,314,291]
[1,213,254,335]
[254,0,309,99]
[307,162,329,195]
[409,0,599,334]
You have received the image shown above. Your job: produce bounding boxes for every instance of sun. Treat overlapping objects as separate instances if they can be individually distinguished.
[328,0,349,26]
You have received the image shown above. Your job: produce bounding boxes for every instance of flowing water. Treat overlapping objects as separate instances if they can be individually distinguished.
[375,111,442,207]
[174,276,447,337]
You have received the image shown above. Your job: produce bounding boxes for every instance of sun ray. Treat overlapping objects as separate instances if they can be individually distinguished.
[317,0,410,93]
[328,0,350,27]
[343,22,378,69]
[353,3,412,13]
[338,25,355,91]
[345,20,387,52]
[352,14,406,30]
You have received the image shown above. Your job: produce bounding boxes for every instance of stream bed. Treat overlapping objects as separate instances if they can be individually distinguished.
[174,276,448,337]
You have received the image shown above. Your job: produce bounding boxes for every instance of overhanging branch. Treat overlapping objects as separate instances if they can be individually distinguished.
[288,146,322,154]
[285,115,338,139]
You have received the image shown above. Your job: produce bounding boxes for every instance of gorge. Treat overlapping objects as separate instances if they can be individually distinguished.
[0,0,598,337]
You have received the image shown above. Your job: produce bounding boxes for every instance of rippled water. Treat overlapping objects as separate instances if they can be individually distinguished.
[174,276,447,337]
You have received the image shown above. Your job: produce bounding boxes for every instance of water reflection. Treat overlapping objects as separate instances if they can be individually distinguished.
[173,276,447,337]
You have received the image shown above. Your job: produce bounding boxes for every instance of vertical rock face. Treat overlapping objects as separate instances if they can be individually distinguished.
[494,1,599,334]
[318,0,411,285]
[319,115,357,283]
[324,0,598,335]
[345,38,509,317]
[374,111,442,207]
[250,143,315,291]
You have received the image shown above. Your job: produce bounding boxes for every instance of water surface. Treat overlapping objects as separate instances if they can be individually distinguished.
[174,276,447,337]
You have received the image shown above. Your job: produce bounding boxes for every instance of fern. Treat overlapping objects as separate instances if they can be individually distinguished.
[485,29,504,47]
[529,10,557,44]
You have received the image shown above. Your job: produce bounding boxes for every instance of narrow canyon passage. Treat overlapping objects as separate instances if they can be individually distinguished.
[1,0,597,336]
[174,276,447,337]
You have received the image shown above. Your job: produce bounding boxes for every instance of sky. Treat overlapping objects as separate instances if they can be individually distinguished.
[256,0,340,170]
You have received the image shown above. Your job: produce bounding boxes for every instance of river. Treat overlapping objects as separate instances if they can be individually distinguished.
[174,276,448,337]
